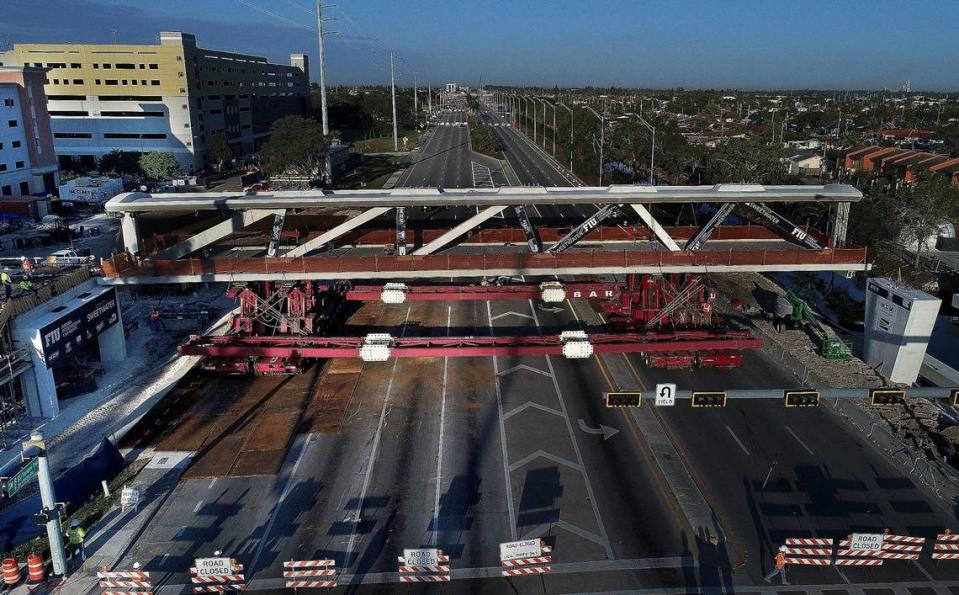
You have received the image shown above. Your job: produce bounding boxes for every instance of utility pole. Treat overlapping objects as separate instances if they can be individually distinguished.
[32,431,67,576]
[583,105,604,185]
[413,75,418,123]
[427,83,432,116]
[315,0,330,135]
[390,52,398,152]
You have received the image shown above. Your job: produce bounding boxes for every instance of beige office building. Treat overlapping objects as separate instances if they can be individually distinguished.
[0,32,310,172]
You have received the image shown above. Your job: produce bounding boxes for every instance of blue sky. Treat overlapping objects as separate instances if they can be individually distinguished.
[4,0,958,90]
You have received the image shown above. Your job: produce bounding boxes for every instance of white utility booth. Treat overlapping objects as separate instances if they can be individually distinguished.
[863,277,940,385]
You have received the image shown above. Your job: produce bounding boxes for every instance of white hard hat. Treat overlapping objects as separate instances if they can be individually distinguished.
[133,562,141,570]
[779,545,787,552]
[19,256,25,261]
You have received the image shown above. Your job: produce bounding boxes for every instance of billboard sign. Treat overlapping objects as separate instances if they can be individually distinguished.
[39,289,119,368]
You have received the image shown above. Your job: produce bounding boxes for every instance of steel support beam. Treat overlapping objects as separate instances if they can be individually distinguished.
[396,207,407,255]
[412,205,507,255]
[152,209,286,260]
[513,206,541,252]
[266,210,288,257]
[285,207,393,257]
[685,203,735,251]
[630,205,682,252]
[831,202,850,247]
[742,202,822,250]
[547,204,621,253]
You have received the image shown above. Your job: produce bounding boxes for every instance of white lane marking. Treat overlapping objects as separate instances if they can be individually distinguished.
[208,478,217,490]
[487,300,518,541]
[528,299,614,559]
[192,500,204,514]
[784,425,814,456]
[175,525,187,538]
[161,552,170,566]
[725,425,751,456]
[344,306,413,562]
[432,305,451,544]
[249,433,313,572]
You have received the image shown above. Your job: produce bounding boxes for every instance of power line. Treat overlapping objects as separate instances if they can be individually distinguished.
[235,0,312,30]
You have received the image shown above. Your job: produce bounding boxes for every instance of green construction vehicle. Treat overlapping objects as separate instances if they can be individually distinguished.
[776,290,852,361]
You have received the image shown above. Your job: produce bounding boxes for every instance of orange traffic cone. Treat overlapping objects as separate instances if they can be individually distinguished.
[26,553,45,583]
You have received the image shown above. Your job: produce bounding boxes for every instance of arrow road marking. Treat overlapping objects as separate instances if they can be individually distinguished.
[537,304,564,314]
[577,419,619,441]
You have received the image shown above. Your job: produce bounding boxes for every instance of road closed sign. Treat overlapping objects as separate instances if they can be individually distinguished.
[500,539,542,561]
[194,557,233,577]
[849,533,885,551]
[403,548,440,566]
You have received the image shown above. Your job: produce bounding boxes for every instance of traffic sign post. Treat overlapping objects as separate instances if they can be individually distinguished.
[605,392,641,408]
[1,457,39,498]
[28,431,67,576]
[500,539,552,576]
[655,383,676,407]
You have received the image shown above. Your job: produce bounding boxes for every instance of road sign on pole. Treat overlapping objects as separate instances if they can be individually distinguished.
[3,457,39,497]
[655,383,677,407]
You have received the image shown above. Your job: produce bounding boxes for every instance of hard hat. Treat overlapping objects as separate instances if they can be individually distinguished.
[133,562,141,570]
[19,256,25,261]
[779,545,786,552]
[70,519,80,527]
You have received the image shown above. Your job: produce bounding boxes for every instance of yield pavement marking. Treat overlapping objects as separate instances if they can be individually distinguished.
[725,425,751,456]
[784,425,814,455]
[497,363,551,377]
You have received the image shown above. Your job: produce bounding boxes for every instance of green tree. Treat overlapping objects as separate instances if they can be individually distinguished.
[98,150,141,175]
[138,151,182,180]
[703,138,793,184]
[260,115,329,177]
[208,132,233,172]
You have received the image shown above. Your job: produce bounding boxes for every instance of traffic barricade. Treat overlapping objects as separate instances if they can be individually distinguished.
[933,530,959,560]
[397,548,450,583]
[2,558,21,586]
[835,539,884,566]
[283,559,338,589]
[97,567,153,595]
[190,555,246,592]
[877,534,925,560]
[26,553,45,583]
[500,539,552,577]
[782,537,833,566]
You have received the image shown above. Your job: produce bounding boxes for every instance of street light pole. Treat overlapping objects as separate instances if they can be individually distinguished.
[582,105,604,185]
[631,113,656,185]
[559,102,573,174]
[390,52,398,152]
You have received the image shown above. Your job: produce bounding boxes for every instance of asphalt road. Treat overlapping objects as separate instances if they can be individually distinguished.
[394,109,473,189]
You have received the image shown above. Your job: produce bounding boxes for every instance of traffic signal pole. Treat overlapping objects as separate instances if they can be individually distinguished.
[32,431,67,576]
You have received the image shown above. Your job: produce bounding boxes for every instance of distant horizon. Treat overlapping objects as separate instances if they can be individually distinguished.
[4,0,959,91]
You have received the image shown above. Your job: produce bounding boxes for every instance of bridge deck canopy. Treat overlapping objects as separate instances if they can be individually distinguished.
[105,184,863,214]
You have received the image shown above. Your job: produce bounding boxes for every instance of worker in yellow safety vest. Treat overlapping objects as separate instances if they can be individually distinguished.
[67,519,86,561]
[1,268,11,300]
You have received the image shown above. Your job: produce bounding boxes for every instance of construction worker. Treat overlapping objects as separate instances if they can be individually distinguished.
[149,307,161,331]
[1,268,11,300]
[18,278,34,296]
[20,256,33,279]
[763,546,789,585]
[67,519,86,561]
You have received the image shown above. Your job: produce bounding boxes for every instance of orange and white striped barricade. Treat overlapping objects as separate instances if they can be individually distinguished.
[283,559,337,589]
[834,537,884,567]
[782,538,833,566]
[499,539,552,577]
[933,531,959,560]
[397,548,450,583]
[190,556,246,592]
[876,534,925,561]
[97,568,153,595]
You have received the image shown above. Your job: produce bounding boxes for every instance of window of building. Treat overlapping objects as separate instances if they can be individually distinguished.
[105,80,119,86]
[93,64,99,69]
[18,181,29,195]
[1,185,11,196]
[11,141,20,148]
[47,62,66,68]
[150,80,160,86]
[70,63,81,68]
[0,143,4,149]
[72,79,83,84]
[101,110,165,117]
[7,120,17,127]
[47,95,85,101]
[131,80,137,85]
[48,110,89,116]
[51,79,59,84]
[102,64,111,69]
[141,133,167,139]
[95,79,101,85]
[15,161,24,169]
[2,98,13,107]
[149,64,159,70]
[141,80,147,85]
[53,132,93,139]
[115,63,135,69]
[0,165,6,172]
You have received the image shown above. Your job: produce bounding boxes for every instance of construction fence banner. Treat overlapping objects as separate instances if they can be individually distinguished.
[97,568,153,595]
[782,538,833,566]
[283,559,338,589]
[934,531,959,560]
